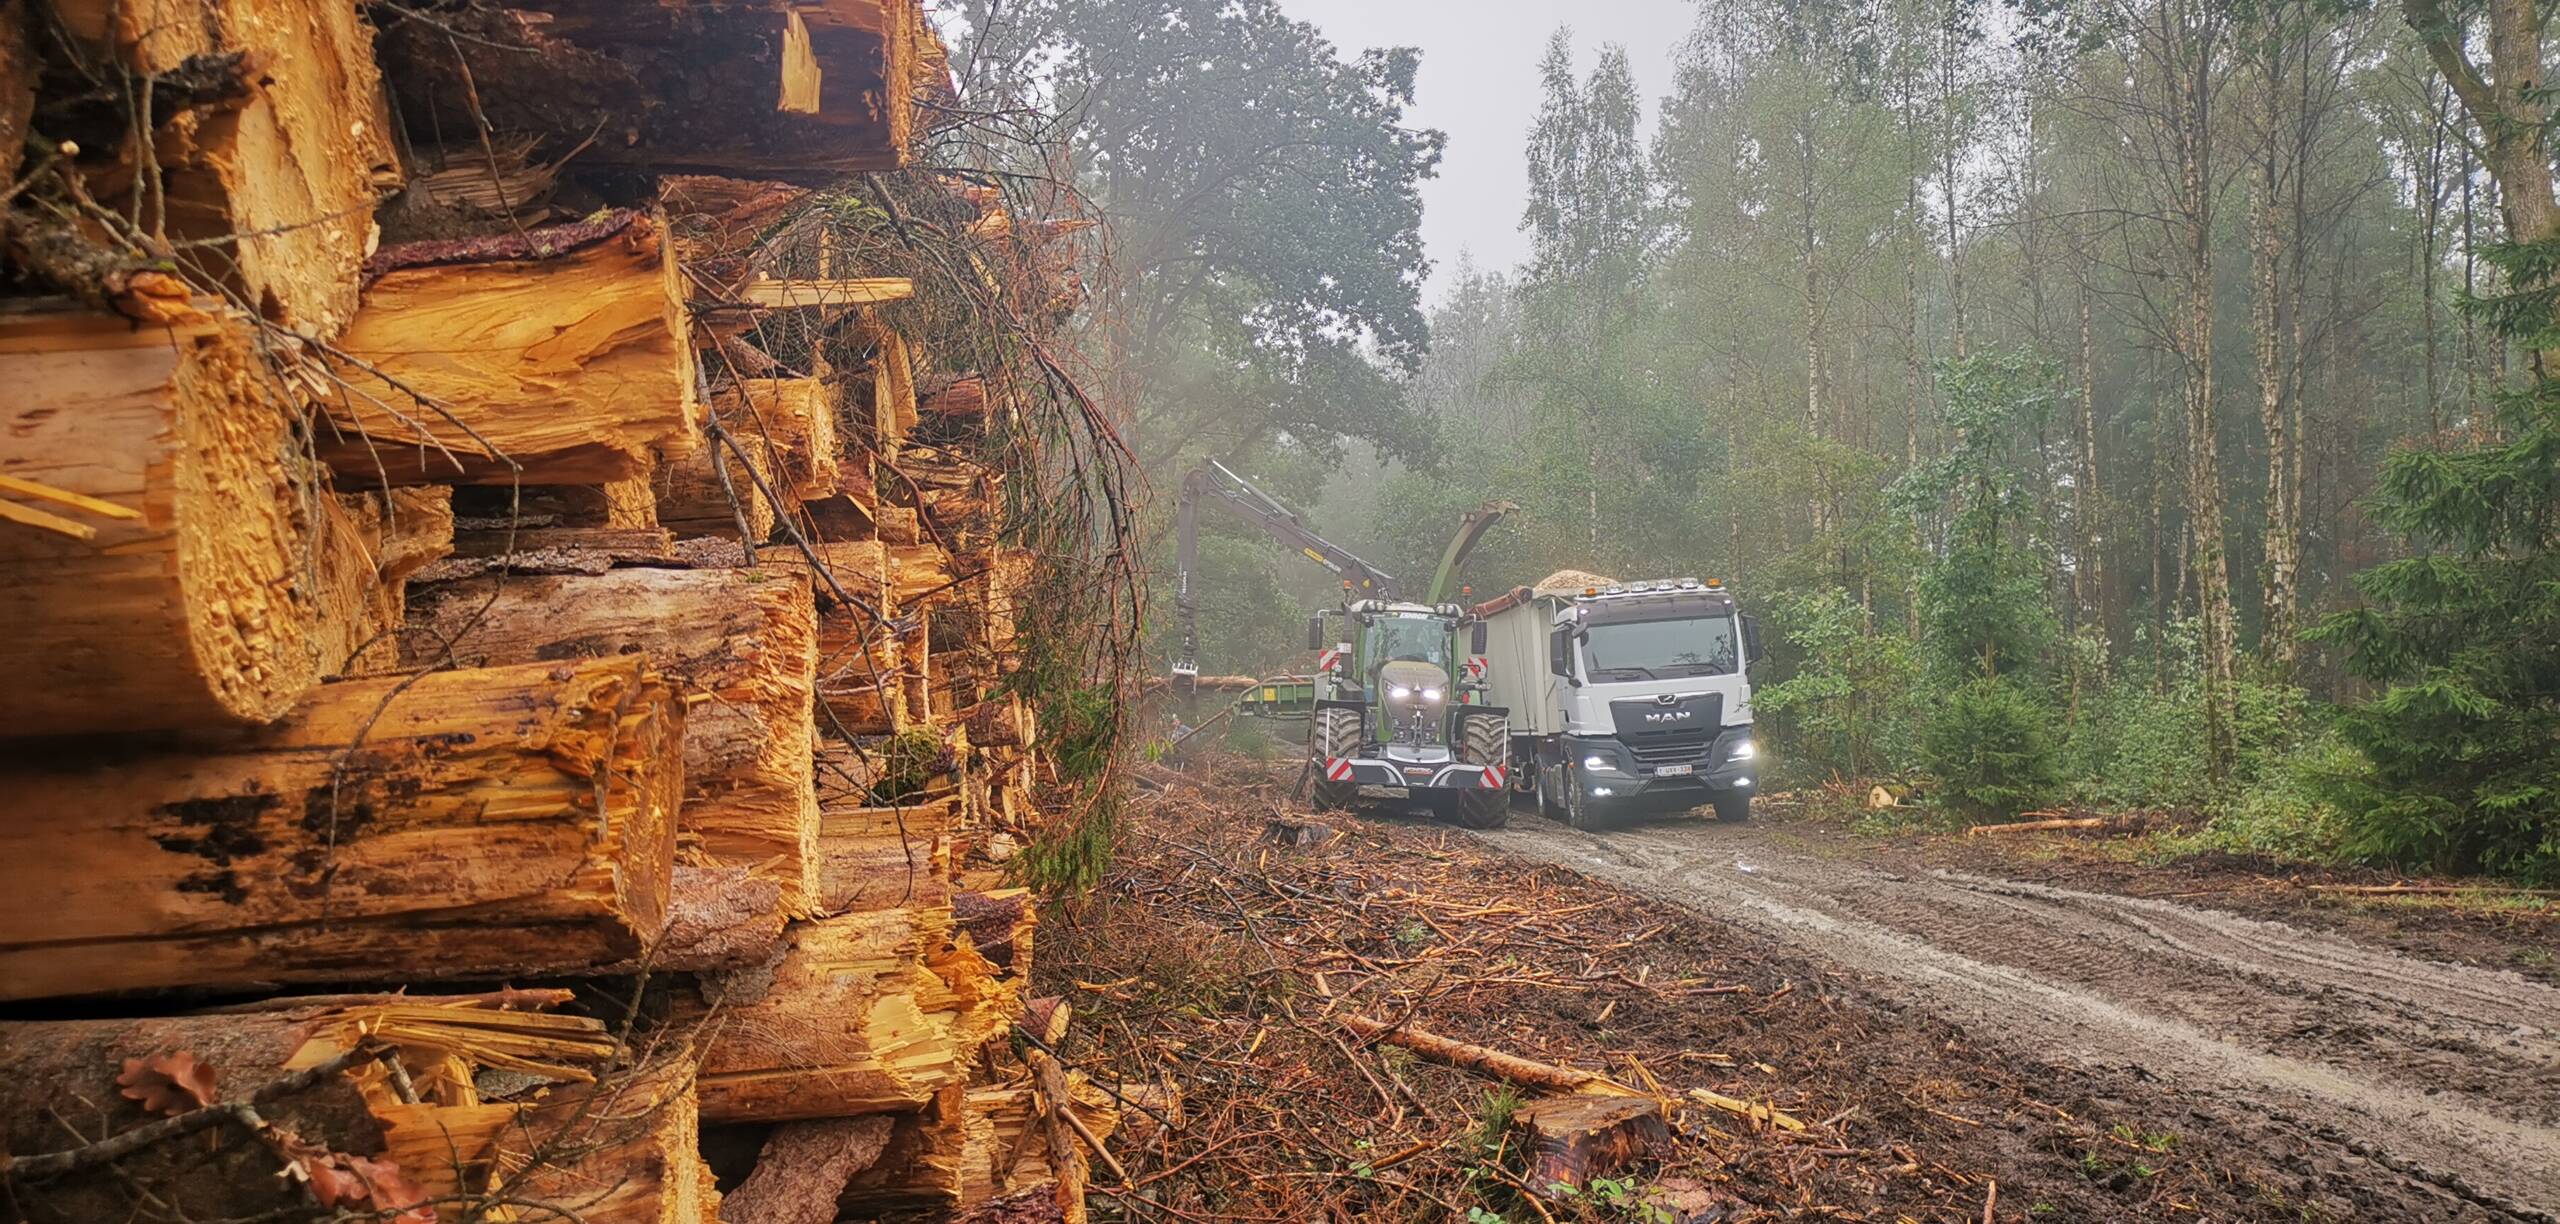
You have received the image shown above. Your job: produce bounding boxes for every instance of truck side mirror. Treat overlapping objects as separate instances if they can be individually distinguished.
[1548,627,1572,678]
[1742,614,1765,665]
[1469,620,1488,655]
[1306,615,1326,651]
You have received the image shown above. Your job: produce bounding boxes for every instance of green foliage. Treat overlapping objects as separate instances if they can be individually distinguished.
[869,729,948,804]
[1470,1086,1523,1152]
[2065,653,2315,812]
[1899,351,2065,684]
[2066,679,2211,811]
[2313,237,2560,883]
[2167,731,2363,863]
[1009,627,1122,787]
[987,0,1446,464]
[1011,793,1123,895]
[1754,587,1922,780]
[1005,568,1133,894]
[1922,678,2063,818]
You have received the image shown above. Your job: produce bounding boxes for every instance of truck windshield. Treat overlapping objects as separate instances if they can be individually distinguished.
[1367,615,1451,669]
[1582,616,1737,680]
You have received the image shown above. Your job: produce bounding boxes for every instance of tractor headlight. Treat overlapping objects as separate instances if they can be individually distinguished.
[1390,686,1412,700]
[1422,687,1443,701]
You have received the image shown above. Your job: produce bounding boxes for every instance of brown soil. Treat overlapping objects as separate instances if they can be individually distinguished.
[1035,760,2552,1222]
[1790,801,2560,989]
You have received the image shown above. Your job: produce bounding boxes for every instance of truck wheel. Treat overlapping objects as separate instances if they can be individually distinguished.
[1712,790,1751,822]
[1449,712,1509,830]
[1536,761,1566,820]
[1564,770,1611,832]
[1310,708,1359,811]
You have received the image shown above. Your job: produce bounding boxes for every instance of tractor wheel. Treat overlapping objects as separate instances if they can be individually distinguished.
[1309,708,1360,811]
[1449,712,1510,830]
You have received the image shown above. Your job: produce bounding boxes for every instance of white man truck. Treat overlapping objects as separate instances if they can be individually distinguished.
[1472,574,1764,829]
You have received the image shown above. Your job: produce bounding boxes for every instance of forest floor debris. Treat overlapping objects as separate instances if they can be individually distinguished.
[1037,755,2543,1222]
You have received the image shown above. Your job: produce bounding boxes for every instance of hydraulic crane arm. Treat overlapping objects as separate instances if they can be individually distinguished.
[1174,460,1397,681]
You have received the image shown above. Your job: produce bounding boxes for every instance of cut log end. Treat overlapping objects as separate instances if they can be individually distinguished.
[0,309,330,736]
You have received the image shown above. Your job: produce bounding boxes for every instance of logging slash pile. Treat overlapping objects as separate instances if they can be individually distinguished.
[0,2,1130,1221]
[1053,759,2389,1222]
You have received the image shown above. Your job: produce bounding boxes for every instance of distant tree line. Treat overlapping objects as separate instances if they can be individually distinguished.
[971,0,2558,881]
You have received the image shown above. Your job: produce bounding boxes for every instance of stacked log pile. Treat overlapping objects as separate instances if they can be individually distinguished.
[0,1,1102,1220]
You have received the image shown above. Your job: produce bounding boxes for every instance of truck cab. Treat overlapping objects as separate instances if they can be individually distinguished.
[1478,577,1763,828]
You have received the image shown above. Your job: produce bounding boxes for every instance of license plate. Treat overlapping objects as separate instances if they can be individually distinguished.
[1654,763,1692,777]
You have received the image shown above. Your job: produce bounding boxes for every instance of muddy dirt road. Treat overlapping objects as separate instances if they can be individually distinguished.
[1473,812,2560,1219]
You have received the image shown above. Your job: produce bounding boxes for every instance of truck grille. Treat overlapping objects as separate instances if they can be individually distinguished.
[1610,693,1724,769]
[1625,730,1717,767]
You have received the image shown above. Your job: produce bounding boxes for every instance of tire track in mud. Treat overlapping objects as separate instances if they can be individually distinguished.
[1472,816,2560,1219]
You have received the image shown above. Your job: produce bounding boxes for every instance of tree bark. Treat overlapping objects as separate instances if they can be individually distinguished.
[0,0,31,193]
[2250,123,2301,676]
[2157,0,2240,784]
[375,0,930,184]
[2403,0,2560,355]
[721,1116,895,1224]
[1514,1093,1671,1193]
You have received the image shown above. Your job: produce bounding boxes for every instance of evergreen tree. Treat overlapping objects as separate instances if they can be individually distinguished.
[2314,239,2560,881]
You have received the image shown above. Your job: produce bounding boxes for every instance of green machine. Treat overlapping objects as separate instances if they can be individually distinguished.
[1170,460,1514,827]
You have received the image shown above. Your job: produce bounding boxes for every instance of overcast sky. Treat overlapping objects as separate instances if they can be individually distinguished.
[1273,0,1698,306]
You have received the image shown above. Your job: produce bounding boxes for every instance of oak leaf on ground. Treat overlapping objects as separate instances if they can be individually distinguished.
[115,1051,218,1116]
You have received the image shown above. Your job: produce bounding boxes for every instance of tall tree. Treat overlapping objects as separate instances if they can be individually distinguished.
[983,0,1447,466]
[1518,32,1656,549]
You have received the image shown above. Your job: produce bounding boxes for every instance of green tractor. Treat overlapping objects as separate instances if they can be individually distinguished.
[1303,597,1512,828]
[1171,459,1514,827]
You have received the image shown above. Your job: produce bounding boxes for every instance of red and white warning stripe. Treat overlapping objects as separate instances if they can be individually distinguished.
[1324,757,1354,782]
[1464,654,1489,679]
[1317,645,1346,672]
[1479,764,1507,788]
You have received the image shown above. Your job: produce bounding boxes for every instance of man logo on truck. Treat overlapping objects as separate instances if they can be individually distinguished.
[1641,708,1694,724]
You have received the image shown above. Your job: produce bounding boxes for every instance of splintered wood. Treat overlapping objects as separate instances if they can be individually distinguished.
[323,215,700,485]
[0,995,639,1222]
[0,0,1107,1216]
[0,657,682,999]
[0,309,335,736]
[402,569,823,913]
[37,0,396,335]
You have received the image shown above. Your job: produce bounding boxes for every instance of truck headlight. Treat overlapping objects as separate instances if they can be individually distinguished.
[1731,738,1756,761]
[1582,754,1610,770]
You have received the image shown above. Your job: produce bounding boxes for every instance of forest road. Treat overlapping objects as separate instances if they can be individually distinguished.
[1469,813,2560,1220]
